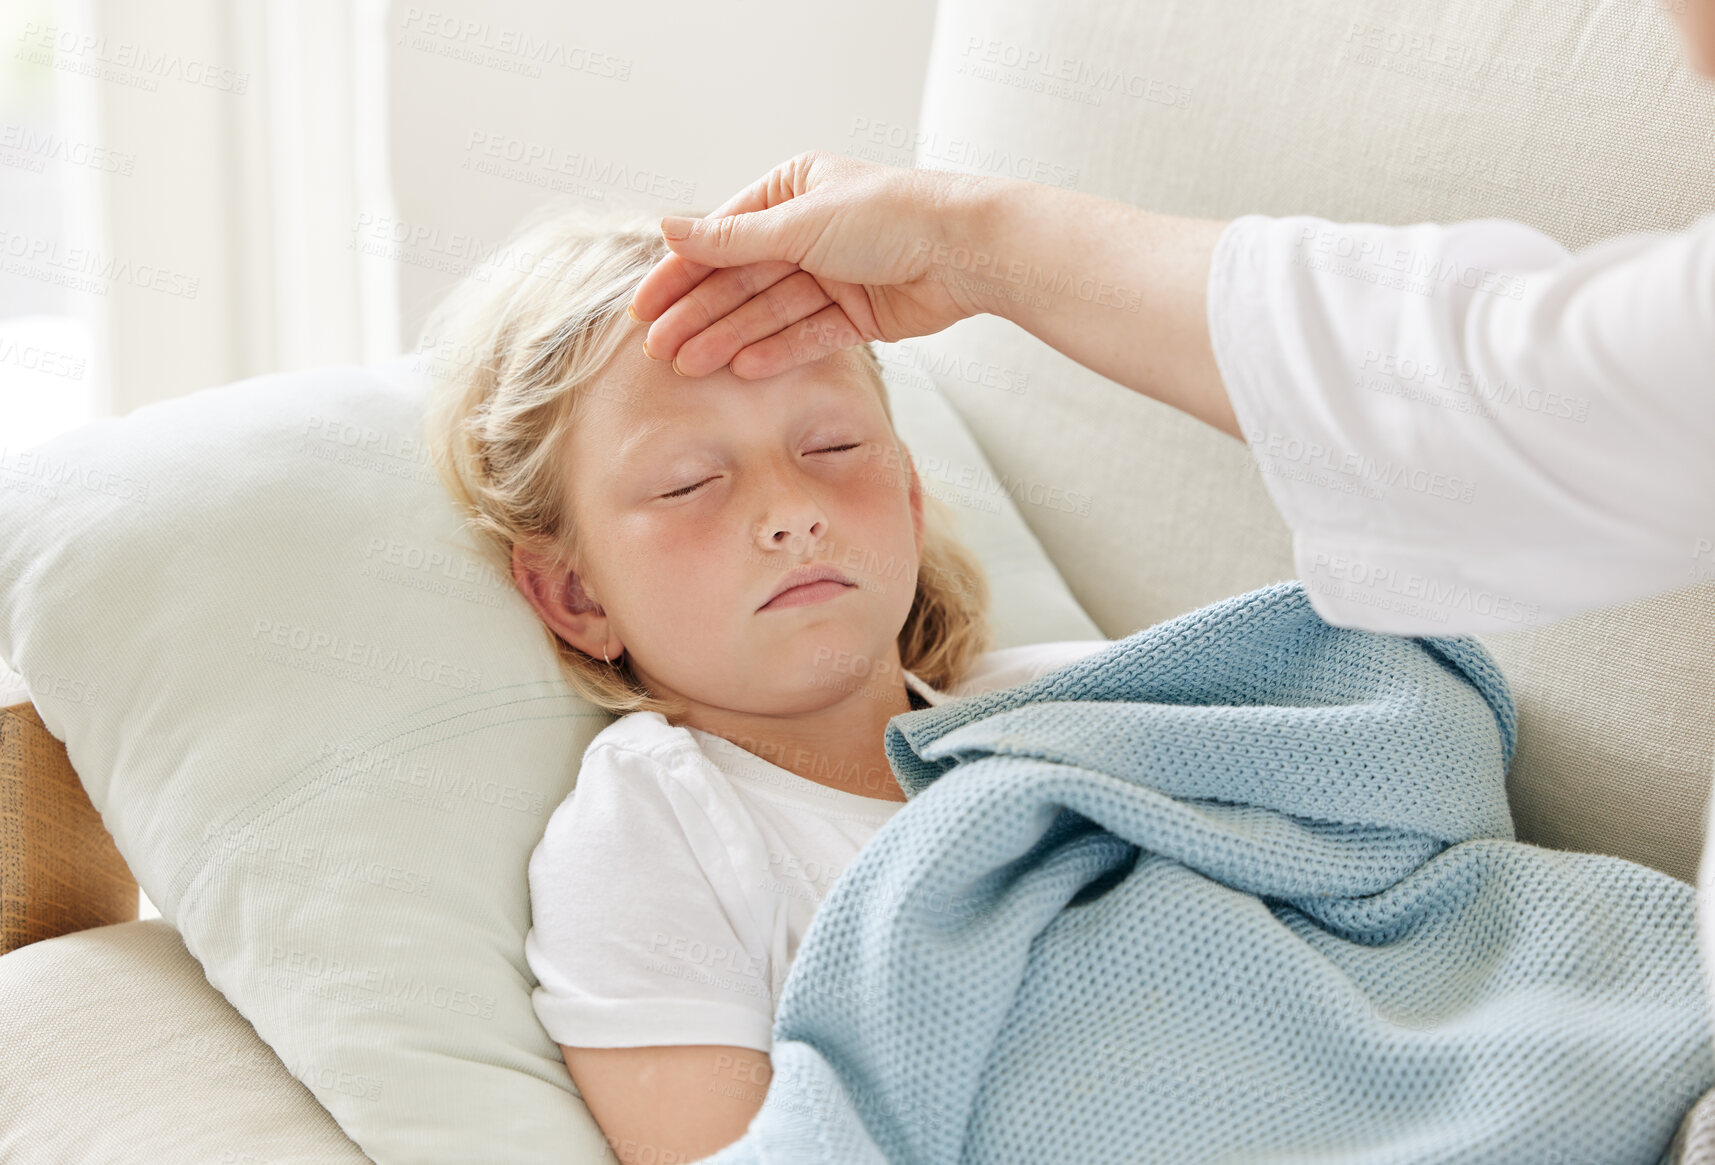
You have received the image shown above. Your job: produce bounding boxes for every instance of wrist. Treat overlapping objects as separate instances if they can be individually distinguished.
[929,172,1021,322]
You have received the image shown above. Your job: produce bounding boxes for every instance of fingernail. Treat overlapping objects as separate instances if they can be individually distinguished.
[642,336,658,360]
[671,356,685,376]
[661,216,694,240]
[626,301,641,322]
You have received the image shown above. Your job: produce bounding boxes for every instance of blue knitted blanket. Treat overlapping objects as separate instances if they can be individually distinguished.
[702,582,1711,1165]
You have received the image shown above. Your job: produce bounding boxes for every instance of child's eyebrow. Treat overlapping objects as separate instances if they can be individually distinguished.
[612,418,674,471]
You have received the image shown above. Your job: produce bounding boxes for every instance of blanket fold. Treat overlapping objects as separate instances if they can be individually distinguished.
[703,582,1711,1165]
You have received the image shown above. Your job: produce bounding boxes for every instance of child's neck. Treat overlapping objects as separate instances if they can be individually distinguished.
[688,680,916,802]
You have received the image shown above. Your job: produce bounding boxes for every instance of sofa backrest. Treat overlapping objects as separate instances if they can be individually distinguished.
[899,0,1715,882]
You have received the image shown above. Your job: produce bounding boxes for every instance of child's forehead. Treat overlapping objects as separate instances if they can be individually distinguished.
[587,352,879,432]
[595,314,879,407]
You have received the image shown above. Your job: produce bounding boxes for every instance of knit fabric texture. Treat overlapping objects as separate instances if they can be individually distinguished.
[700,581,1712,1164]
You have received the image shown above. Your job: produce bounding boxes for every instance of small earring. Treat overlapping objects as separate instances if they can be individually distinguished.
[603,647,610,666]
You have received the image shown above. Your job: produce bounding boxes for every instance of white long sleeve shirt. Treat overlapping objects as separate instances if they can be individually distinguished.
[1206,211,1715,635]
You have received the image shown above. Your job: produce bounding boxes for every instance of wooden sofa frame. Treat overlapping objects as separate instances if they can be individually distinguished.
[0,700,139,957]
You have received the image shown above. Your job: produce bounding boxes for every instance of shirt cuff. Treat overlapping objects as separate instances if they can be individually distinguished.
[1290,531,1549,634]
[1290,526,1710,636]
[531,987,775,1053]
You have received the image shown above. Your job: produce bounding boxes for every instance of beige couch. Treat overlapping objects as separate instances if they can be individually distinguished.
[3,0,1713,1160]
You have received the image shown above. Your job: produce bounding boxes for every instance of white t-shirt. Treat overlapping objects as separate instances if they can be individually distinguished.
[525,639,1112,1053]
[1207,211,1715,636]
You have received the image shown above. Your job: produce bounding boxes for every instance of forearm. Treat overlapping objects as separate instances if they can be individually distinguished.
[947,176,1240,441]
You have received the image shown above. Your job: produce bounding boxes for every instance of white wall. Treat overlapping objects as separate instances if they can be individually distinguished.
[384,0,937,345]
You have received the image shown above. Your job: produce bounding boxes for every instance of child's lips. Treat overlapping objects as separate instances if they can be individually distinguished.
[758,565,858,610]
[759,579,857,611]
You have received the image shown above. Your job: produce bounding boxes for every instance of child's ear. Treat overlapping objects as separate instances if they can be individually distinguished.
[511,538,618,660]
[513,538,600,611]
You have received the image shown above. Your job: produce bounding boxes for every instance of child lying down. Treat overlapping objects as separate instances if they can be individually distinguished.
[420,202,1713,1165]
[419,199,1065,1160]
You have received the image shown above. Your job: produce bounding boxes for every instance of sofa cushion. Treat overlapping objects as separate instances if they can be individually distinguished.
[0,919,371,1163]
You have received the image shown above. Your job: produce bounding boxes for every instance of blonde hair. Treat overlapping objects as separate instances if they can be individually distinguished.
[420,198,992,724]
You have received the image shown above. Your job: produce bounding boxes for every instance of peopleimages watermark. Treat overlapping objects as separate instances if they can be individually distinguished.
[879,441,1098,517]
[846,117,1082,190]
[1336,20,1564,97]
[1246,428,1477,506]
[299,411,440,488]
[0,121,135,176]
[395,8,631,81]
[281,1055,385,1104]
[1358,349,1589,424]
[1396,141,1628,217]
[0,444,150,503]
[913,236,1145,313]
[872,338,1030,396]
[248,617,483,693]
[0,227,200,299]
[348,212,500,282]
[261,943,497,1020]
[357,535,510,609]
[1304,551,1542,627]
[1291,224,1529,301]
[10,667,100,706]
[348,211,596,287]
[956,35,1192,110]
[0,335,87,381]
[15,22,250,94]
[223,831,435,899]
[460,130,696,204]
[312,739,547,818]
[646,929,770,1001]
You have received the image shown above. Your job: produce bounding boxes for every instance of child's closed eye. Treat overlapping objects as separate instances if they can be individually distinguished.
[658,444,863,499]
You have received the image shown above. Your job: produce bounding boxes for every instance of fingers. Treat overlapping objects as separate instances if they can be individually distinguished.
[629,159,805,322]
[644,261,805,368]
[629,251,716,323]
[726,304,867,381]
[666,269,836,378]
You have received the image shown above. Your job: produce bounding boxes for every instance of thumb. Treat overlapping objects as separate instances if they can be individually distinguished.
[657,204,804,270]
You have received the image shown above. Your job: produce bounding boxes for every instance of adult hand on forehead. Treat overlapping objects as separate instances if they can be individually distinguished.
[627,151,992,379]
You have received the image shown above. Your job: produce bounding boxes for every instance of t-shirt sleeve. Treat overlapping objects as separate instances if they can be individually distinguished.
[1207,212,1715,635]
[524,742,776,1052]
